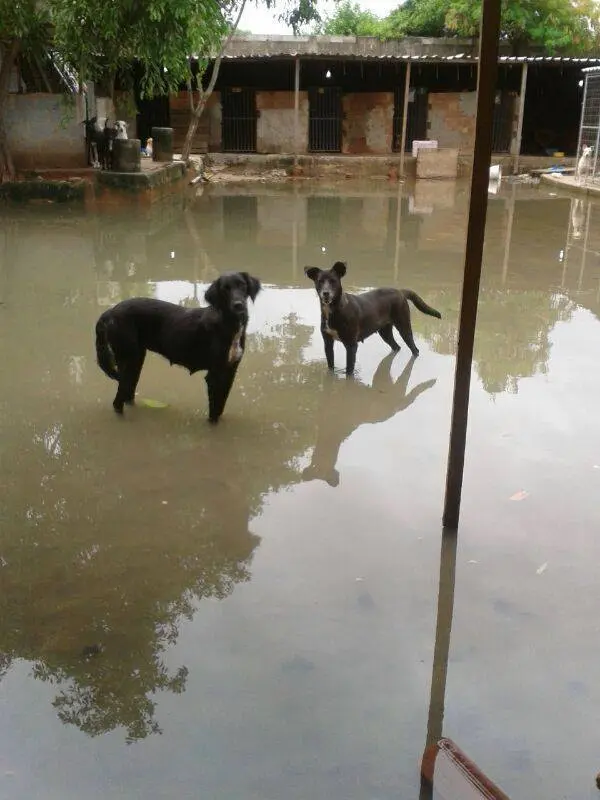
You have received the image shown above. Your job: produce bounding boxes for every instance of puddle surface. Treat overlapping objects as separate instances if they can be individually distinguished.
[1,180,599,799]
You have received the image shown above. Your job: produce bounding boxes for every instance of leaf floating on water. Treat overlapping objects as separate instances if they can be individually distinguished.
[510,490,529,502]
[536,562,548,575]
[139,398,169,409]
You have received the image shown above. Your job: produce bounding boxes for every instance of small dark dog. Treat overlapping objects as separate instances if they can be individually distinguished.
[305,261,441,375]
[95,272,261,423]
[83,117,118,169]
[82,117,106,169]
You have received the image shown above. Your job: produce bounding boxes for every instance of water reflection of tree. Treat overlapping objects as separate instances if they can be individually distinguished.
[417,287,575,395]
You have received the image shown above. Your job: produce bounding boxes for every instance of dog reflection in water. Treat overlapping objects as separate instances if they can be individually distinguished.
[302,352,436,487]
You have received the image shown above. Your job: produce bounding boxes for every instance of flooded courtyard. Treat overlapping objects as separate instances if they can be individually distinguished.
[1,178,600,799]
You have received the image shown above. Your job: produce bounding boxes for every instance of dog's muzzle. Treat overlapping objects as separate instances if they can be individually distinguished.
[232,300,248,319]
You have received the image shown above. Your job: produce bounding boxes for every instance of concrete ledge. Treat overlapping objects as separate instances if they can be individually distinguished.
[540,172,600,196]
[0,178,86,204]
[417,148,459,179]
[205,152,405,179]
[96,161,185,193]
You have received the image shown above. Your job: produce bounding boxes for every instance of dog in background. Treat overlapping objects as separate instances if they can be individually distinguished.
[95,272,261,423]
[305,261,441,375]
[82,117,106,169]
[576,145,594,183]
[83,117,127,169]
[114,120,128,140]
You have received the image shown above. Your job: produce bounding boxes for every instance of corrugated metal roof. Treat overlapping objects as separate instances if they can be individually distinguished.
[221,35,600,64]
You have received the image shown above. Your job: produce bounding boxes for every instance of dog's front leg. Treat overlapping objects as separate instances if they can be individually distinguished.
[344,343,358,376]
[206,363,240,423]
[91,141,100,169]
[322,331,335,371]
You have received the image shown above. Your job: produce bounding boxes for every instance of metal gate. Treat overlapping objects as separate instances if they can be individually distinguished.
[393,86,428,152]
[221,88,257,153]
[309,87,342,152]
[491,91,514,153]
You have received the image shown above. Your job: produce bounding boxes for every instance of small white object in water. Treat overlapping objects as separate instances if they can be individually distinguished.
[489,164,502,182]
[321,246,326,253]
[162,500,168,505]
[536,562,548,575]
[170,251,175,259]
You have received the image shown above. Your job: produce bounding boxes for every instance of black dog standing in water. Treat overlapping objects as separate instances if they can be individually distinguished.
[95,272,261,423]
[305,261,441,375]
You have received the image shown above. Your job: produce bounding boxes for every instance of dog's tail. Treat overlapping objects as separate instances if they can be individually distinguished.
[403,290,442,319]
[95,318,120,380]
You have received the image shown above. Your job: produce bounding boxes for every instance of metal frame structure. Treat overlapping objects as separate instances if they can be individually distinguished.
[576,67,600,185]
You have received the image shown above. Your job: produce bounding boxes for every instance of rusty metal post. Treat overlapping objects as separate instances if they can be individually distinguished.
[442,0,502,530]
[399,61,412,177]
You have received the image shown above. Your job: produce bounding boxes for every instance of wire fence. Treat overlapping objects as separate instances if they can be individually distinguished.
[576,70,600,185]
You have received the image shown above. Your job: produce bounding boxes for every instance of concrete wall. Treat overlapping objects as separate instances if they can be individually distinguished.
[427,92,477,154]
[5,93,87,169]
[256,91,308,154]
[342,92,394,154]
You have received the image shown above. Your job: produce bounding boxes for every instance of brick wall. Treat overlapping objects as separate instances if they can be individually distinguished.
[5,93,87,169]
[170,92,221,153]
[256,91,308,154]
[342,92,394,154]
[427,93,476,153]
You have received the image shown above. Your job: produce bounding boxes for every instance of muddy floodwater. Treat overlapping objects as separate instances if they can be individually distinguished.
[1,179,600,799]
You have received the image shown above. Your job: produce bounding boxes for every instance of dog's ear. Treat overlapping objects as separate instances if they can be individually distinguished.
[304,266,320,282]
[205,277,223,309]
[241,272,261,302]
[332,261,347,277]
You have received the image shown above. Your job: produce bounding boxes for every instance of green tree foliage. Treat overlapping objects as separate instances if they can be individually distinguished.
[319,0,600,52]
[383,0,448,37]
[442,0,600,49]
[319,1,385,35]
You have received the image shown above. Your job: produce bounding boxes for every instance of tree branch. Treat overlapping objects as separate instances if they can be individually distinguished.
[192,0,248,119]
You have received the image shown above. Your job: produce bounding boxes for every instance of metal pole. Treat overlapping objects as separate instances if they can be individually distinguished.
[399,61,412,178]
[575,75,589,178]
[592,99,600,184]
[442,0,502,531]
[512,62,528,175]
[294,57,301,168]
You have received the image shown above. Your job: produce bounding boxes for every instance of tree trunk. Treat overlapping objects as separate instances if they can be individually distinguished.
[0,40,21,183]
[181,96,207,162]
[181,0,248,164]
